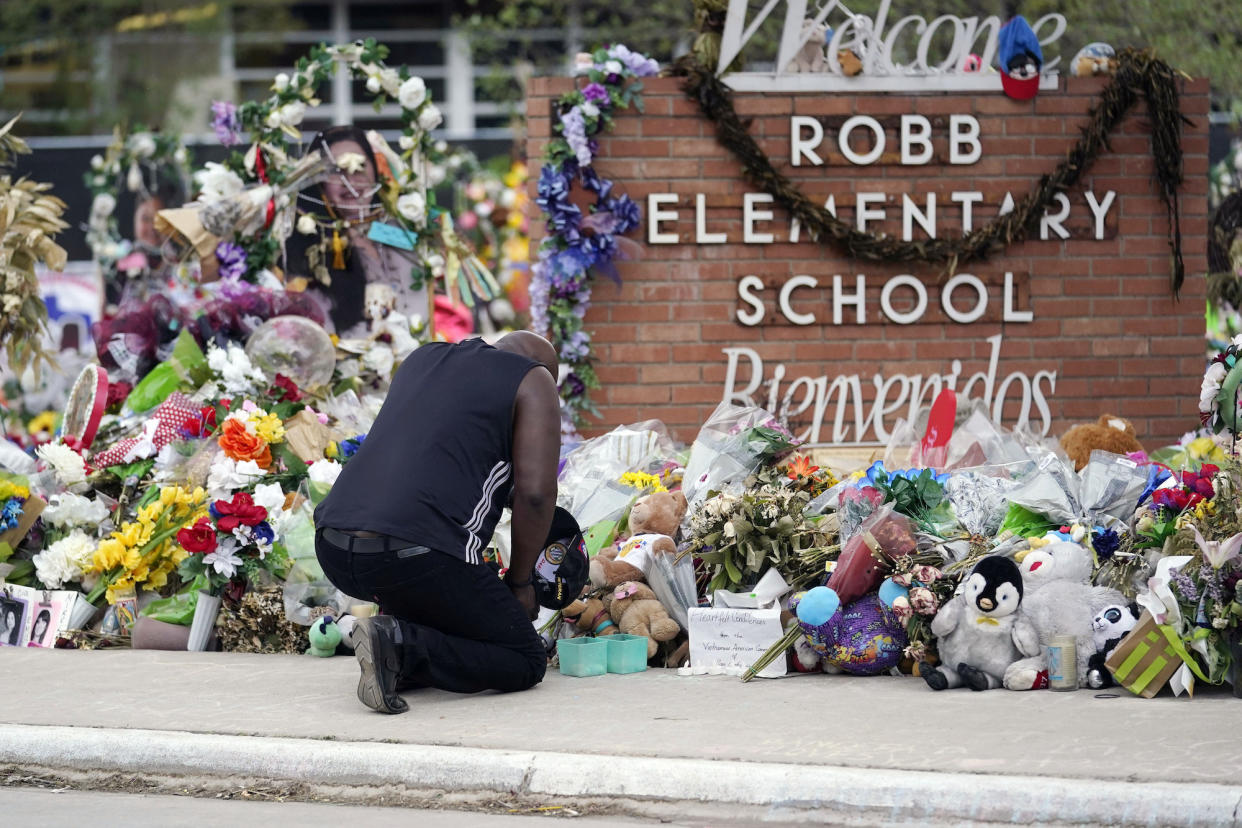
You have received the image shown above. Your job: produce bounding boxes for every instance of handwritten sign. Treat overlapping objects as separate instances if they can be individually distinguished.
[688,606,787,678]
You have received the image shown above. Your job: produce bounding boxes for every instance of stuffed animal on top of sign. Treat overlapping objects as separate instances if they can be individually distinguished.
[997,16,1043,101]
[1059,414,1145,471]
[1072,43,1118,77]
[1002,542,1125,690]
[924,556,1040,691]
[787,17,829,73]
[589,490,686,588]
[1086,602,1142,689]
[605,580,680,658]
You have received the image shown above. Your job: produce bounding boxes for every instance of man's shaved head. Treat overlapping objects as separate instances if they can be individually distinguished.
[496,331,558,376]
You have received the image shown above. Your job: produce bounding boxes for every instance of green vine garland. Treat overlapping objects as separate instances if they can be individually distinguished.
[670,48,1190,297]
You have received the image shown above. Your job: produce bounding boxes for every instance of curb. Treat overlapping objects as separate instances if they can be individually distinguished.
[1,723,1239,826]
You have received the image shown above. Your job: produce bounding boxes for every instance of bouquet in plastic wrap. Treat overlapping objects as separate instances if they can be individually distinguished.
[681,402,797,511]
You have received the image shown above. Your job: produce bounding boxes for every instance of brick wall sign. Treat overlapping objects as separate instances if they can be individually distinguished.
[526,74,1210,447]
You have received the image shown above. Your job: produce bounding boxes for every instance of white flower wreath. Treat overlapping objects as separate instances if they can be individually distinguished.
[83,127,190,279]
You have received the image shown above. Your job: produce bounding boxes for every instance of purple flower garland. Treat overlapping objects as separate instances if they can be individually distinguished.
[532,44,657,435]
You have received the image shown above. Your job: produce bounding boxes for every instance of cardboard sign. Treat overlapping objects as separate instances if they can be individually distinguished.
[688,606,787,678]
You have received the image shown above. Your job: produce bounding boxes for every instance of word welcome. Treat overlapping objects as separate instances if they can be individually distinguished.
[718,0,1066,80]
[721,334,1055,444]
[647,190,1117,246]
[737,271,1032,326]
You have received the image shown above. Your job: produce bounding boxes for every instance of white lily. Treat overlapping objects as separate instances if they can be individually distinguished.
[1191,525,1242,569]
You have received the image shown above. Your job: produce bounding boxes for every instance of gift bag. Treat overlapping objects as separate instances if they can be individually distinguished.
[1104,611,1209,698]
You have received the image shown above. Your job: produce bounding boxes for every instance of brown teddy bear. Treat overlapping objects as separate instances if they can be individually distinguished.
[1059,414,1144,471]
[563,596,619,638]
[606,581,681,659]
[589,490,687,589]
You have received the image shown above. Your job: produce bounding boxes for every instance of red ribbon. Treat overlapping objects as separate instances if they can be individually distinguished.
[253,146,276,229]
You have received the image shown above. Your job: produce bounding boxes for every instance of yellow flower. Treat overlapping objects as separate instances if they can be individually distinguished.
[250,411,285,444]
[1188,437,1227,463]
[27,411,56,436]
[325,442,340,459]
[146,565,170,591]
[619,471,667,493]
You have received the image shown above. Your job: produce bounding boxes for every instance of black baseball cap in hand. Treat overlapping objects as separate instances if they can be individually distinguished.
[532,507,589,610]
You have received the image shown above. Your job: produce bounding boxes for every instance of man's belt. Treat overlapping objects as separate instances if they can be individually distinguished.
[321,527,434,557]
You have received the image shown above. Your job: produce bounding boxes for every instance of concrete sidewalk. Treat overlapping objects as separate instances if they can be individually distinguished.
[2,649,1241,824]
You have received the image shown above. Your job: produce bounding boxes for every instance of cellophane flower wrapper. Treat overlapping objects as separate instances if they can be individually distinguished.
[945,470,1020,537]
[682,402,787,511]
[557,420,675,526]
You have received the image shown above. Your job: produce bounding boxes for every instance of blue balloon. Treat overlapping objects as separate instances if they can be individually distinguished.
[878,578,909,608]
[796,586,841,626]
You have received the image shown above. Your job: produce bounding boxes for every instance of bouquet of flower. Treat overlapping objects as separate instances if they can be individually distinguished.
[683,468,839,592]
[84,485,207,604]
[885,557,956,662]
[1200,334,1242,439]
[1135,464,1218,550]
[176,491,289,596]
[780,454,838,499]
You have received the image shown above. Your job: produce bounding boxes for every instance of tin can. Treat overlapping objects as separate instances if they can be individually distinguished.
[1047,635,1078,691]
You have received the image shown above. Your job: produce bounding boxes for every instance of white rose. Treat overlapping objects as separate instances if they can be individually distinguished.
[195,162,244,203]
[418,104,443,131]
[366,75,382,94]
[398,76,426,110]
[173,147,187,165]
[581,102,599,119]
[308,459,343,487]
[604,59,623,74]
[273,72,290,91]
[130,133,156,158]
[396,192,426,224]
[90,193,116,219]
[297,213,317,235]
[398,134,415,151]
[1201,362,1227,413]
[379,68,401,96]
[426,252,445,274]
[281,101,306,127]
[90,154,104,170]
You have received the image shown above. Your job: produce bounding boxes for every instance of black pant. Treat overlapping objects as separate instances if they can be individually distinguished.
[315,531,546,694]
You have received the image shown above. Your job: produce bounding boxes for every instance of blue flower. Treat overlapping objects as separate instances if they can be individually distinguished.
[251,521,275,546]
[1092,527,1121,560]
[339,434,366,460]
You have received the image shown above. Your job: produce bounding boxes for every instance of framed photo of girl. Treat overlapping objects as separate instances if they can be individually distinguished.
[26,593,65,648]
[0,585,33,647]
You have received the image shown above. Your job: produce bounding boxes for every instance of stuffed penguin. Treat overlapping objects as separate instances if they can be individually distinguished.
[924,556,1040,691]
[1085,602,1141,689]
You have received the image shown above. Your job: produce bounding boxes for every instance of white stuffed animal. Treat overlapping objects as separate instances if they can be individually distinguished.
[925,556,1040,691]
[1002,542,1124,690]
[786,18,828,73]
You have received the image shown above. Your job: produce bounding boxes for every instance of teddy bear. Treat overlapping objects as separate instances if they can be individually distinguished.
[1085,602,1141,689]
[925,556,1041,691]
[563,595,619,638]
[606,580,680,659]
[1002,542,1124,690]
[590,490,686,589]
[1072,43,1118,78]
[1059,414,1144,471]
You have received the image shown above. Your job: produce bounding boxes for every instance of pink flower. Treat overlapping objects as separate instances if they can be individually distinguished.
[913,565,942,584]
[909,587,939,616]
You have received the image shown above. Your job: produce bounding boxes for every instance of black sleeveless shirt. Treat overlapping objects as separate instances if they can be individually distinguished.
[315,338,540,564]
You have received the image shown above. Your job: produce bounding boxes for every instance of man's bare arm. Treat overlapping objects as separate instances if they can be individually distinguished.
[505,366,561,617]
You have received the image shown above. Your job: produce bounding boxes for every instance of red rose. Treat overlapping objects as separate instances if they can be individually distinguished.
[272,374,302,403]
[212,492,268,532]
[177,518,218,554]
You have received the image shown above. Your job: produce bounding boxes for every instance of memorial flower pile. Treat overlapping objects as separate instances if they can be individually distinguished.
[176,491,286,596]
